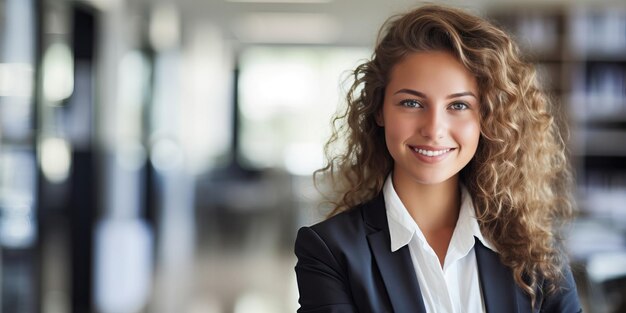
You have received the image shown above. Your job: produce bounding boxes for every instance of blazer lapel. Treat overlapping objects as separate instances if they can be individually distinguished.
[475,238,518,312]
[363,194,427,313]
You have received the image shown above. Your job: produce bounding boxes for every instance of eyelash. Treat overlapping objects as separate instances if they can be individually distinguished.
[399,100,470,110]
[400,99,422,108]
[449,102,469,110]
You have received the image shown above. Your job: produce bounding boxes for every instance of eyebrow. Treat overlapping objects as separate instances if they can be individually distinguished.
[393,88,477,99]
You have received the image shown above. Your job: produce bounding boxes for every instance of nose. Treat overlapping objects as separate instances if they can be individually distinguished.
[419,108,446,139]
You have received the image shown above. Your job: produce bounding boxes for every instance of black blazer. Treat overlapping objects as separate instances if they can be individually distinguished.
[294,193,582,313]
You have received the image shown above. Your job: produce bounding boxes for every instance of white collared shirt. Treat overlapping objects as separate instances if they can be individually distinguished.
[383,175,496,313]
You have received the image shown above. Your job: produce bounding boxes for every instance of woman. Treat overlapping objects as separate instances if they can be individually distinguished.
[294,4,582,313]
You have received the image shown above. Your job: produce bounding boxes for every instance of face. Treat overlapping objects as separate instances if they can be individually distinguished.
[378,51,481,187]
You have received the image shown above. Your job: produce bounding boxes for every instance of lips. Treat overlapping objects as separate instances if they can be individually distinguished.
[408,145,456,162]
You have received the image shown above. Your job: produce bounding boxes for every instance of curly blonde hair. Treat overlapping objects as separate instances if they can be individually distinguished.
[315,4,575,306]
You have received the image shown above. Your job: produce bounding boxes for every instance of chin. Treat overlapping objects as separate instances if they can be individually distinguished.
[411,174,455,186]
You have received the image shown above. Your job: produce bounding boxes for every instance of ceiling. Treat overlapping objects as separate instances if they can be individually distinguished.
[88,0,626,48]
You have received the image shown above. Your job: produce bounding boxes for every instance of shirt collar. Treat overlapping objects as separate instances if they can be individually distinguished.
[453,183,497,255]
[383,175,496,253]
[383,175,416,252]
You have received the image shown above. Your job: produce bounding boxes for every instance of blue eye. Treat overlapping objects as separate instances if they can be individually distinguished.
[400,99,422,108]
[450,102,469,110]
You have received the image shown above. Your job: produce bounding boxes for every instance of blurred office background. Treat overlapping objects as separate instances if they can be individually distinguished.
[0,0,625,312]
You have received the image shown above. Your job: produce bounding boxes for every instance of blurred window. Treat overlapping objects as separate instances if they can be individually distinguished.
[238,46,369,175]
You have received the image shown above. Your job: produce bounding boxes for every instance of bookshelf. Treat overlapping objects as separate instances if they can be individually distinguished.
[488,5,626,219]
[489,5,626,312]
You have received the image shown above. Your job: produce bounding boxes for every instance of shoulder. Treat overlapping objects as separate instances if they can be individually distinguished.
[313,205,367,235]
[294,195,384,263]
[538,263,583,313]
[293,200,384,311]
[293,204,369,284]
[296,204,368,252]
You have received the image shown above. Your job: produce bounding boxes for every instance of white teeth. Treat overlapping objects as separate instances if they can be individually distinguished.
[413,148,451,157]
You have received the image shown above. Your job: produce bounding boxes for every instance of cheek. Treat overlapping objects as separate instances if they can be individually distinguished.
[456,118,481,150]
[384,116,415,145]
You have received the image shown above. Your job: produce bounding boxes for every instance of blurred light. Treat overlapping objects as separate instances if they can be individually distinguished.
[0,63,34,97]
[238,47,369,169]
[116,143,147,172]
[240,58,316,120]
[42,43,74,102]
[3,0,35,63]
[228,0,331,2]
[234,291,280,313]
[233,13,339,44]
[151,167,195,312]
[180,23,233,172]
[151,139,184,172]
[284,143,323,176]
[107,150,144,219]
[43,290,69,313]
[149,3,180,51]
[0,149,37,248]
[587,252,626,282]
[95,219,153,313]
[289,272,300,312]
[40,137,72,183]
[0,205,36,248]
[83,0,123,11]
[117,51,150,144]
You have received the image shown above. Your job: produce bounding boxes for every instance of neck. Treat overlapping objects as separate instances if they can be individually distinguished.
[391,172,461,232]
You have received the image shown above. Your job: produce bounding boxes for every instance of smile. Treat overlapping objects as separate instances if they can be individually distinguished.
[412,147,452,157]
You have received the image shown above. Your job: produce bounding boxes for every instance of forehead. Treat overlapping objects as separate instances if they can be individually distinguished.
[387,51,478,94]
